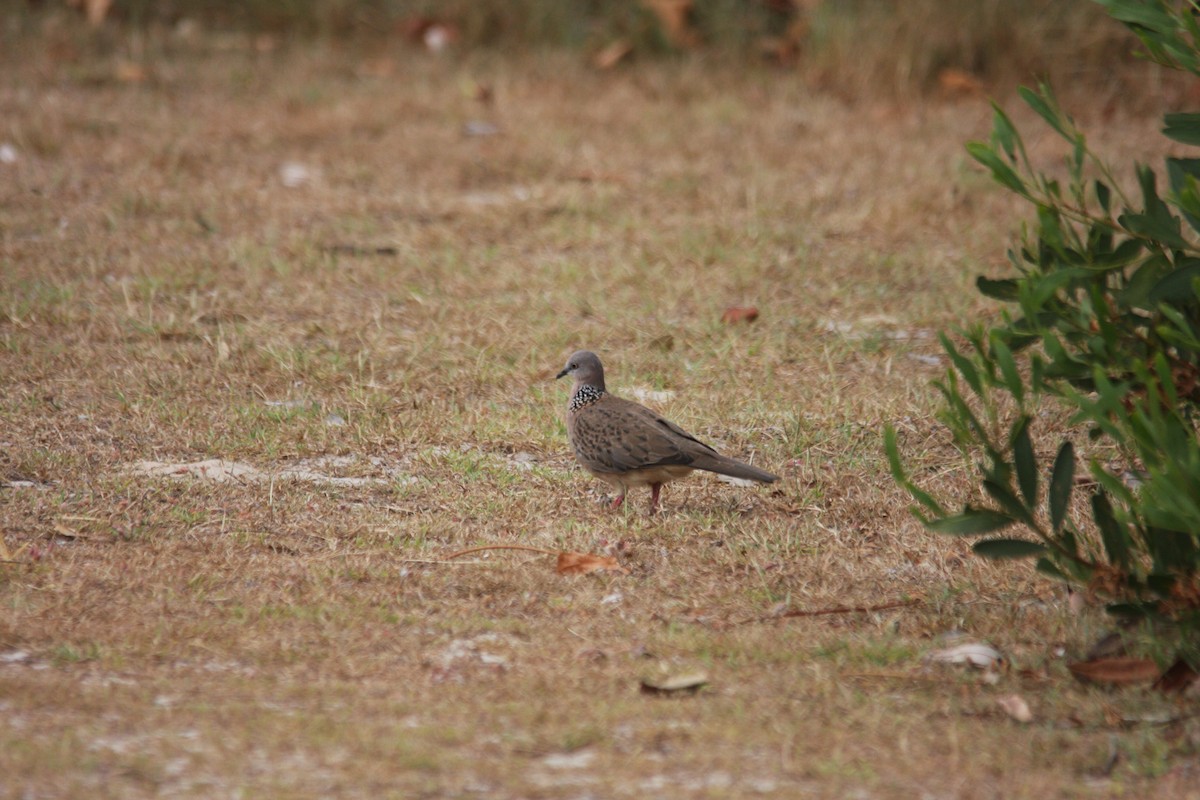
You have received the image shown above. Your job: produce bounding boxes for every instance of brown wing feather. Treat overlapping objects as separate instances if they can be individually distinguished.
[572,398,713,474]
[571,396,778,483]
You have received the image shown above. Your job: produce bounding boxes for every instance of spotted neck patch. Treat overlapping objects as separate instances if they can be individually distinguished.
[569,384,605,411]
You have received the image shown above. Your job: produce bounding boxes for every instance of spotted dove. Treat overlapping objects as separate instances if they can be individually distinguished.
[556,350,779,513]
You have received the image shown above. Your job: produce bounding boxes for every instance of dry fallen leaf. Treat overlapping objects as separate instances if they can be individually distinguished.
[556,551,629,576]
[640,670,708,695]
[1154,658,1200,694]
[996,694,1033,724]
[593,40,633,70]
[1067,657,1160,686]
[722,306,759,324]
[937,67,984,98]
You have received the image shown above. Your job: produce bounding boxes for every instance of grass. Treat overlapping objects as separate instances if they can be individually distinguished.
[2,13,1199,800]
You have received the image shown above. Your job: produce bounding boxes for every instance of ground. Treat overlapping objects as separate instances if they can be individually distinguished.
[1,19,1198,799]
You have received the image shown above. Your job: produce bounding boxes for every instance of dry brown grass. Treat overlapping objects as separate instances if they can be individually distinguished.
[2,19,1198,800]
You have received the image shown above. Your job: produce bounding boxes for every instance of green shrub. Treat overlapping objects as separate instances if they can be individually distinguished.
[887,0,1200,663]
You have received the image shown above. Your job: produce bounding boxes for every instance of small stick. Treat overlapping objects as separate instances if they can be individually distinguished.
[306,550,498,564]
[306,545,560,563]
[443,544,560,560]
[730,598,921,626]
[324,244,399,256]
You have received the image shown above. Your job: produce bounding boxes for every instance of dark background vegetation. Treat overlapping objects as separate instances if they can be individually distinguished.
[11,0,1155,100]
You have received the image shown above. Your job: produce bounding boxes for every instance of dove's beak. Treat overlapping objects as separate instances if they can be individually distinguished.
[555,367,570,380]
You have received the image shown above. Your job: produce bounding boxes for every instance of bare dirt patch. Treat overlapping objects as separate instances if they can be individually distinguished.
[1,23,1196,799]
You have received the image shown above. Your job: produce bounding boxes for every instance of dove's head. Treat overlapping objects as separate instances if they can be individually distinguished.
[556,350,606,391]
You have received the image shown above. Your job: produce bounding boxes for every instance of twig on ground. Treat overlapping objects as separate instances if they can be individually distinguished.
[307,548,507,564]
[728,598,922,627]
[443,544,561,559]
[323,244,399,256]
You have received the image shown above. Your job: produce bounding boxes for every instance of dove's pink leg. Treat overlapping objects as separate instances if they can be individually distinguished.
[649,482,663,514]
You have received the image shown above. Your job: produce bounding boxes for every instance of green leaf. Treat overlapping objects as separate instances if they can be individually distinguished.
[1088,237,1142,271]
[939,333,982,395]
[1166,157,1200,190]
[1036,204,1066,253]
[973,538,1047,559]
[1011,416,1038,507]
[1122,252,1172,310]
[1145,527,1197,575]
[1086,218,1113,255]
[1151,352,1179,409]
[905,494,940,521]
[1105,602,1152,620]
[990,336,1024,404]
[1173,178,1200,237]
[926,507,1017,537]
[1095,180,1112,214]
[1071,134,1085,178]
[966,141,1026,195]
[976,276,1019,301]
[991,105,1019,160]
[883,425,945,516]
[935,375,997,456]
[1098,0,1177,32]
[883,425,902,474]
[1159,304,1200,350]
[1163,112,1200,146]
[1091,490,1131,570]
[1165,157,1200,234]
[983,479,1035,526]
[1026,268,1086,313]
[1149,258,1200,304]
[1120,165,1188,249]
[1035,557,1067,581]
[1018,85,1070,140]
[1049,441,1075,534]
